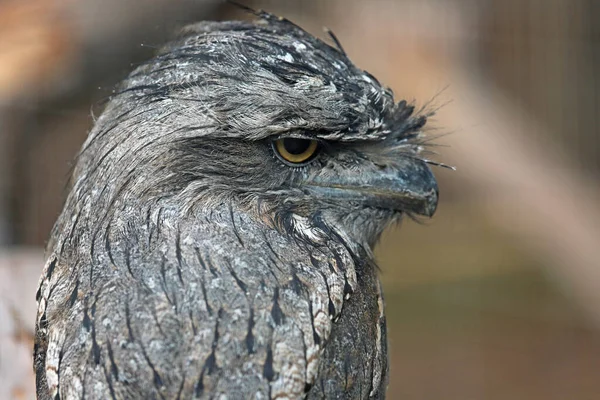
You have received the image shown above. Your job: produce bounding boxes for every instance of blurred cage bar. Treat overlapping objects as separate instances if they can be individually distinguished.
[1,0,599,399]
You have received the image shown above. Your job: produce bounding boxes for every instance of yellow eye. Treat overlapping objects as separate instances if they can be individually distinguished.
[273,138,319,165]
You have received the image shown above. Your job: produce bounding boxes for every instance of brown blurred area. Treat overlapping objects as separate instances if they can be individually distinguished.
[1,0,599,398]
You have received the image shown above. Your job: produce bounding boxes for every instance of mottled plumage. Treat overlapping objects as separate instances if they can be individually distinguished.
[35,11,438,400]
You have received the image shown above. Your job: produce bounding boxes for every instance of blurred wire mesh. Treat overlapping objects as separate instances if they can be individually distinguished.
[1,0,599,399]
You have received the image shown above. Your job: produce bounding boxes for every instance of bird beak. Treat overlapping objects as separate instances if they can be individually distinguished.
[305,157,439,217]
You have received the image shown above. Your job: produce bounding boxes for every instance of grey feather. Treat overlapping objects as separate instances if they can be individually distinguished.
[35,12,437,400]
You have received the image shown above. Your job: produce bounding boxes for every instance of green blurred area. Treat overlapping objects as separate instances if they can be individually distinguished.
[385,272,600,399]
[378,204,600,399]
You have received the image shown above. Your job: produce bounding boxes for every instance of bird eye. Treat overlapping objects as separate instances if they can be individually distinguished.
[273,138,319,165]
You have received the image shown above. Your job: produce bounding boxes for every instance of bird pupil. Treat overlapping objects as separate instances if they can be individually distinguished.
[283,138,310,155]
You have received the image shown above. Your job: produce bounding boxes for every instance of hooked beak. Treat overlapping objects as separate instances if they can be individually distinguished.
[305,157,438,217]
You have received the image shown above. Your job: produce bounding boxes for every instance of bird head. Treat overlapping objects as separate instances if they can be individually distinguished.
[78,13,439,251]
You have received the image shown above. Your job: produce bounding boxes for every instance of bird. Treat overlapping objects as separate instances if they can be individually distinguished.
[34,9,439,400]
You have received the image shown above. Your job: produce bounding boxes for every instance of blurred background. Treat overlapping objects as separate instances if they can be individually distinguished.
[1,0,599,398]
